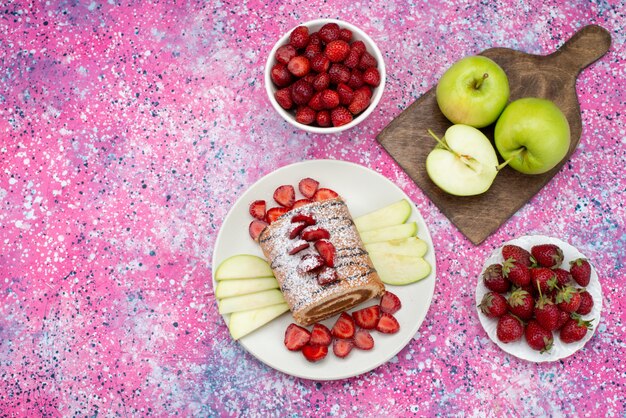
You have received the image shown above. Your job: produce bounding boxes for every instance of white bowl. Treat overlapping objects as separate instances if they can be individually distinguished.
[264,18,386,134]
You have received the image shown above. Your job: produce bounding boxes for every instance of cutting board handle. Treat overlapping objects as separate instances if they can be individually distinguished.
[548,25,611,72]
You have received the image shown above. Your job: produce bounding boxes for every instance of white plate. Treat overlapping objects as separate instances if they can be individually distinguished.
[212,159,437,380]
[476,235,603,362]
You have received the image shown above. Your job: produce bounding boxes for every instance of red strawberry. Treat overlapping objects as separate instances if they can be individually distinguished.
[555,309,570,330]
[308,92,325,111]
[555,285,582,313]
[249,219,268,241]
[270,63,292,87]
[353,329,375,350]
[376,312,400,334]
[320,89,340,109]
[570,258,591,287]
[525,319,554,352]
[347,69,364,89]
[297,254,325,274]
[576,290,594,315]
[295,106,316,125]
[318,22,340,43]
[339,28,352,42]
[288,240,309,255]
[336,83,354,105]
[362,67,381,87]
[266,207,289,224]
[308,33,322,47]
[275,44,297,65]
[249,200,266,220]
[343,47,361,69]
[291,213,316,225]
[560,314,593,343]
[502,258,530,287]
[289,222,307,239]
[302,73,316,85]
[310,53,330,73]
[328,63,350,84]
[502,244,533,267]
[301,227,330,241]
[553,268,572,287]
[273,185,295,207]
[312,72,330,91]
[496,314,523,343]
[531,244,564,269]
[325,40,351,62]
[534,289,561,331]
[333,338,354,358]
[293,198,313,209]
[530,267,559,295]
[380,291,402,314]
[274,88,293,110]
[507,288,534,320]
[348,86,371,115]
[291,79,314,105]
[478,291,508,318]
[316,110,331,127]
[330,106,353,127]
[350,40,366,55]
[317,266,338,285]
[358,51,378,70]
[352,305,381,329]
[302,344,328,362]
[310,323,332,346]
[297,178,319,199]
[314,239,336,267]
[284,323,311,351]
[482,264,511,293]
[303,43,321,60]
[331,312,355,339]
[289,26,310,49]
[313,187,339,201]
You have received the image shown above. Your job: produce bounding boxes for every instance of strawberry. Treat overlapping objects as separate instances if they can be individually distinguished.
[336,83,354,106]
[270,63,292,87]
[289,26,310,49]
[266,207,289,224]
[291,213,316,225]
[530,267,559,295]
[318,22,340,43]
[297,254,325,274]
[297,178,319,199]
[303,73,316,85]
[249,200,266,220]
[310,323,332,346]
[330,106,353,127]
[576,290,594,315]
[553,268,572,287]
[320,89,340,109]
[328,63,350,84]
[333,338,354,358]
[302,344,328,362]
[507,288,534,320]
[496,314,523,343]
[348,87,371,115]
[249,219,268,241]
[293,198,313,209]
[560,314,593,343]
[314,239,336,267]
[478,291,508,318]
[274,88,293,110]
[380,291,402,314]
[273,185,295,207]
[534,288,561,331]
[325,40,351,63]
[358,51,378,70]
[275,44,297,65]
[291,79,314,105]
[343,48,361,69]
[284,323,311,351]
[313,187,339,201]
[310,53,330,74]
[347,69,364,89]
[376,312,400,334]
[316,110,331,127]
[301,227,330,241]
[555,285,582,313]
[308,92,325,111]
[288,240,309,255]
[525,319,554,352]
[331,312,355,339]
[303,43,321,60]
[312,72,330,91]
[502,244,533,267]
[482,264,511,293]
[317,266,338,285]
[295,106,316,125]
[352,305,381,330]
[555,309,570,330]
[308,33,322,47]
[350,40,366,56]
[289,222,307,239]
[502,258,530,287]
[570,258,591,287]
[362,67,381,87]
[531,244,564,269]
[353,329,375,350]
[339,28,352,42]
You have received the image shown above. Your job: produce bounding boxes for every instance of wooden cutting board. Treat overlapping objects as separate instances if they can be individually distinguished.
[377,25,611,245]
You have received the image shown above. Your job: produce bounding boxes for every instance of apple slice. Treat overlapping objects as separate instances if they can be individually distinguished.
[354,199,412,233]
[368,252,431,285]
[365,237,428,258]
[218,289,285,314]
[214,254,273,281]
[360,222,417,245]
[215,277,279,299]
[228,303,289,340]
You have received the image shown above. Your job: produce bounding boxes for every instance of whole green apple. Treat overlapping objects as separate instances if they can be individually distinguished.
[436,55,510,128]
[494,98,571,175]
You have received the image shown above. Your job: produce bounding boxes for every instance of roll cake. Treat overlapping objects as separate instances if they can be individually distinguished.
[258,197,385,326]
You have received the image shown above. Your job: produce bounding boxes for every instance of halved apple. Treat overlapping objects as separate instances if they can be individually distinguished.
[365,237,428,258]
[368,252,431,285]
[215,254,273,281]
[218,289,285,314]
[360,222,417,244]
[215,277,279,299]
[229,303,289,340]
[354,199,412,233]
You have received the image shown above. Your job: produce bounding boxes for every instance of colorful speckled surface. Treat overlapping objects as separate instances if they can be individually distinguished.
[1,1,625,416]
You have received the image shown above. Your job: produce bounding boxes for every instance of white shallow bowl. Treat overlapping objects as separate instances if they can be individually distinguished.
[264,18,386,134]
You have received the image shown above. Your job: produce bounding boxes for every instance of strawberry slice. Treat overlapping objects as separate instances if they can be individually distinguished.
[302,344,328,362]
[284,323,311,351]
[302,227,330,241]
[332,338,354,358]
[291,213,316,226]
[314,239,336,267]
[331,312,355,339]
[266,206,290,224]
[293,199,313,209]
[297,254,325,274]
[352,305,380,330]
[273,185,295,208]
[353,329,374,350]
[376,312,400,334]
[249,200,266,220]
[313,188,339,202]
[288,240,309,255]
[298,177,320,198]
[289,222,307,239]
[317,266,338,285]
[309,323,332,346]
[380,291,402,315]
[248,219,268,241]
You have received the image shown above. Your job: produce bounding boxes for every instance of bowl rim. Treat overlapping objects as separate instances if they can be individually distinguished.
[264,18,386,134]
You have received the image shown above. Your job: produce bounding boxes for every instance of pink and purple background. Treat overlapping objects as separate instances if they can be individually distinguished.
[1,1,625,416]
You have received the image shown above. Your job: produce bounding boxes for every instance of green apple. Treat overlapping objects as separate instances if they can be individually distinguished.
[229,303,289,340]
[494,98,571,174]
[368,252,431,285]
[354,199,412,233]
[425,124,499,196]
[215,254,273,280]
[360,222,417,244]
[436,55,510,128]
[218,289,285,314]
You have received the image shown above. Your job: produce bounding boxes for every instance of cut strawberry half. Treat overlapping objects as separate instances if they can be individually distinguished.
[331,312,355,339]
[314,239,336,267]
[266,206,290,224]
[301,227,330,241]
[273,185,295,208]
[302,344,328,362]
[293,199,313,209]
[309,323,332,346]
[317,266,338,285]
[248,220,268,241]
[352,305,381,330]
[288,240,309,255]
[353,329,375,350]
[313,188,339,202]
[249,200,266,220]
[284,323,311,351]
[289,222,307,239]
[380,291,402,315]
[297,254,325,274]
[291,213,316,226]
[332,338,354,358]
[376,312,400,334]
[298,177,319,198]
